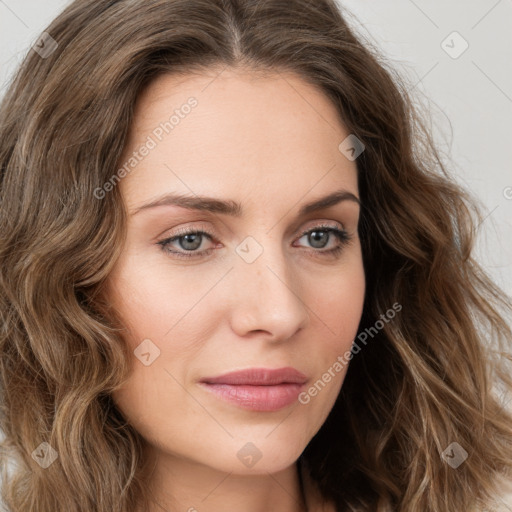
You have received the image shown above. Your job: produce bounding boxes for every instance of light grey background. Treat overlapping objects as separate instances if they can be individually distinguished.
[0,0,511,300]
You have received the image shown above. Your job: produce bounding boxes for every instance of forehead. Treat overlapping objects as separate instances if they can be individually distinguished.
[118,67,359,210]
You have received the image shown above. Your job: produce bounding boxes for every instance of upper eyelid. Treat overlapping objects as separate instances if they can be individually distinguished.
[298,222,345,234]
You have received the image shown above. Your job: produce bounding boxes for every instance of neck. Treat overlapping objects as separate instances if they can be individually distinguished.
[137,451,313,512]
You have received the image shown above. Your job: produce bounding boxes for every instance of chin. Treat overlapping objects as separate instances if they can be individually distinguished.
[206,435,308,475]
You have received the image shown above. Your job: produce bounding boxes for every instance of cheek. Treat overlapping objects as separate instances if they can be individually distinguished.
[105,255,200,343]
[292,258,365,411]
[111,366,207,456]
[312,253,365,342]
[138,272,227,349]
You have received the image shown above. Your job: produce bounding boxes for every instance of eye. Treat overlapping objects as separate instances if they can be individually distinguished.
[157,223,352,260]
[294,223,352,257]
[157,224,216,260]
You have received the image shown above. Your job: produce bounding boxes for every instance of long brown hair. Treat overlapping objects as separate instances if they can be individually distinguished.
[1,1,511,511]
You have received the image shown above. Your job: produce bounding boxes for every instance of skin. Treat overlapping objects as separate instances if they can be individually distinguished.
[105,66,365,512]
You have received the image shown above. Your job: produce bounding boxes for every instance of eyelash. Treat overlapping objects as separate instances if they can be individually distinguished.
[157,223,352,260]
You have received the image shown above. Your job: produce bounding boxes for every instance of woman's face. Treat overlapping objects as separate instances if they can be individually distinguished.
[106,67,365,477]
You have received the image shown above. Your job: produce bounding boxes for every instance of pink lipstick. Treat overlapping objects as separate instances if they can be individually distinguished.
[199,367,308,412]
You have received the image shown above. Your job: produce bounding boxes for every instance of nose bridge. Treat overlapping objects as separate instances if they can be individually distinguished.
[229,232,310,339]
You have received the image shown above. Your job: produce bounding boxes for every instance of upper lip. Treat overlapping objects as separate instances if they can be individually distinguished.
[200,367,308,386]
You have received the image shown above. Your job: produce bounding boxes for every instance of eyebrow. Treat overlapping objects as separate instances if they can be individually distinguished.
[130,189,360,217]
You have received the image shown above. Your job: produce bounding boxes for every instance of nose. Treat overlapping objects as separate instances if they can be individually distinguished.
[227,241,310,342]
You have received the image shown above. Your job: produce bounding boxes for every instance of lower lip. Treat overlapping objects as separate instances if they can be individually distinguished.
[198,382,304,411]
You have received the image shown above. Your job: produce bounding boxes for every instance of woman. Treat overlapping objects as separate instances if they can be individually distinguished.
[1,1,511,511]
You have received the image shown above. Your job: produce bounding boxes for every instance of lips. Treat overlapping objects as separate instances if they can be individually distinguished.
[198,367,308,412]
[200,367,308,386]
